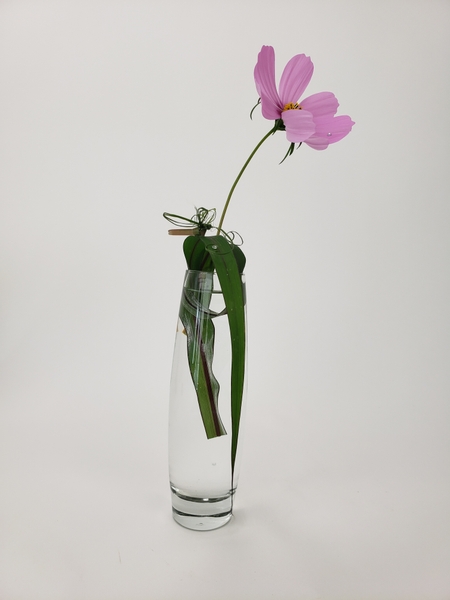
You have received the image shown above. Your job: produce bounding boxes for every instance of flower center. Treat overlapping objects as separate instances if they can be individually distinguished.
[283,102,301,111]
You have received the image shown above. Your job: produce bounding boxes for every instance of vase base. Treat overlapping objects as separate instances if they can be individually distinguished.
[170,485,234,531]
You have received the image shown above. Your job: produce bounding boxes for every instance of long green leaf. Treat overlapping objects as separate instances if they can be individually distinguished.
[196,236,246,480]
[183,236,214,272]
[179,273,226,438]
[181,235,246,480]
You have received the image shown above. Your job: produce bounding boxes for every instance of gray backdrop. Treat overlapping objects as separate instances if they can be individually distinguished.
[1,1,449,598]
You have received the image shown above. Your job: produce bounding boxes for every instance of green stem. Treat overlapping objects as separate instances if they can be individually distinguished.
[217,125,277,233]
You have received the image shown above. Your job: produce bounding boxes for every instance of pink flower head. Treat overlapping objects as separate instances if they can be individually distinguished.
[254,45,354,150]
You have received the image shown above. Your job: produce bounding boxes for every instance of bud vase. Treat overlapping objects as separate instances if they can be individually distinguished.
[168,270,247,531]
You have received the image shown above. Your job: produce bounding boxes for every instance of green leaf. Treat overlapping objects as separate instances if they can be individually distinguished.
[232,243,246,274]
[183,236,214,272]
[180,234,246,481]
[197,236,246,480]
[179,272,226,439]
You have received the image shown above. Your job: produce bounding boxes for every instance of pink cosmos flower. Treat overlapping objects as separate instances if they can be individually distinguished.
[254,45,354,150]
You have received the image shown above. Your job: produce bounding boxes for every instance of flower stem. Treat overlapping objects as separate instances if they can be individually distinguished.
[217,126,277,233]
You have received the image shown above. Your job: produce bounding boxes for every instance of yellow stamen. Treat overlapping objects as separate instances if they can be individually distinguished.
[283,102,301,111]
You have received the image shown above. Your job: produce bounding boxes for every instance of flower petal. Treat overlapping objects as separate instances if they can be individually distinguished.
[279,54,314,105]
[281,109,315,143]
[254,45,282,120]
[300,92,339,118]
[304,115,355,150]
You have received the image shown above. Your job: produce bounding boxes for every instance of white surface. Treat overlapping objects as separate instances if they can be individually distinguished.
[1,1,449,598]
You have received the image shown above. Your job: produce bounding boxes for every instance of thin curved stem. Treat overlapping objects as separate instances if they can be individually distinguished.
[217,126,276,233]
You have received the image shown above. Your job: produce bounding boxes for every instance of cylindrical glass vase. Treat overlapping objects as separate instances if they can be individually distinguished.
[168,270,246,531]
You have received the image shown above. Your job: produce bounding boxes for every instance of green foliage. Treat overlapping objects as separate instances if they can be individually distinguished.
[179,272,226,438]
[181,234,246,479]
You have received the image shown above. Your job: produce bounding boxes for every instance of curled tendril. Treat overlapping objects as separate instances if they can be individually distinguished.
[164,206,243,245]
[250,98,261,120]
[195,207,216,228]
[163,207,216,233]
[223,230,244,246]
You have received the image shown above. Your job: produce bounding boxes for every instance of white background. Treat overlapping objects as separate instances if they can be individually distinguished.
[1,1,449,598]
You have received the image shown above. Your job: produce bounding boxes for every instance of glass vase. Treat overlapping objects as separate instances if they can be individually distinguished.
[168,270,247,531]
